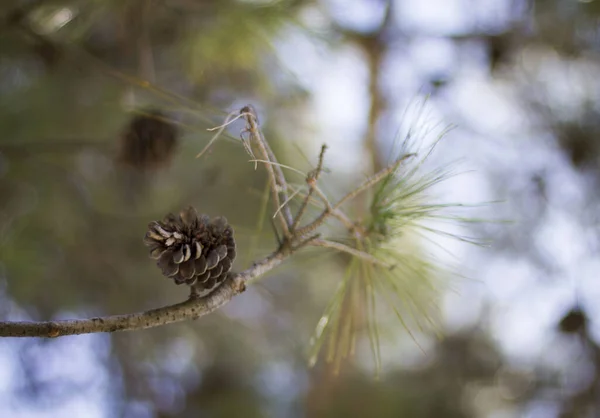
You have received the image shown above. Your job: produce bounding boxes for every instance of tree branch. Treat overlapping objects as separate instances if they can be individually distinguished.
[241,106,294,236]
[291,144,327,231]
[0,251,286,338]
[293,154,414,239]
[0,105,404,340]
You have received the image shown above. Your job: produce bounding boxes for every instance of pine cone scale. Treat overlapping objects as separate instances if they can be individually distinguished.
[180,206,198,228]
[195,257,208,275]
[194,242,203,258]
[206,251,219,270]
[220,258,232,274]
[209,265,223,279]
[150,247,166,260]
[227,248,236,261]
[179,259,195,281]
[197,271,211,283]
[158,250,179,277]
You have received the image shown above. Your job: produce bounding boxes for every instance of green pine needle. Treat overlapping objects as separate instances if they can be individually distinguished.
[308,102,493,375]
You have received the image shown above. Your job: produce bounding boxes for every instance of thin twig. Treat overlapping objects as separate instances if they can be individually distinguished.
[287,184,322,208]
[290,182,359,236]
[332,153,415,212]
[248,160,306,177]
[292,233,322,251]
[0,251,286,338]
[196,110,245,158]
[270,215,283,246]
[312,186,358,233]
[273,188,302,219]
[294,185,361,238]
[310,239,393,269]
[241,106,293,236]
[294,207,330,238]
[292,144,327,231]
[290,148,407,239]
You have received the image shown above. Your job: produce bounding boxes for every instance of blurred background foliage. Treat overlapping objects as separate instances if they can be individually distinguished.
[0,0,599,417]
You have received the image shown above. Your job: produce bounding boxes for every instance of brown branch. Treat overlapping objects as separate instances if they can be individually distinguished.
[292,233,322,251]
[0,105,406,340]
[293,188,360,238]
[294,207,330,238]
[0,251,286,338]
[291,144,327,231]
[241,106,293,237]
[291,182,359,237]
[312,186,359,233]
[294,154,413,238]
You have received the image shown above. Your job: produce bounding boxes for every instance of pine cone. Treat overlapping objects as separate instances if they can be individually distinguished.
[144,206,236,293]
[119,109,179,170]
[558,307,587,334]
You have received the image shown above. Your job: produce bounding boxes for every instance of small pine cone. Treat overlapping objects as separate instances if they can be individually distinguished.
[558,307,587,334]
[144,206,236,294]
[119,109,179,170]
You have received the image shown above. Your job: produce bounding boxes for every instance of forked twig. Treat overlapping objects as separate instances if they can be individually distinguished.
[312,186,358,233]
[196,110,246,159]
[292,144,328,231]
[241,106,293,236]
[0,105,409,339]
[292,155,415,238]
[274,188,302,219]
[332,153,415,212]
[248,159,306,176]
[292,233,322,251]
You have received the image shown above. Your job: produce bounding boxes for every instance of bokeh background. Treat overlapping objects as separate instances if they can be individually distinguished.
[1,0,600,417]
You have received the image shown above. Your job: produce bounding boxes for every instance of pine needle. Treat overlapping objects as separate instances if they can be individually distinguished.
[307,100,494,375]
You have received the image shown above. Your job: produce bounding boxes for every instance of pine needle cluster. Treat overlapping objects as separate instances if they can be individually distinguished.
[308,110,488,375]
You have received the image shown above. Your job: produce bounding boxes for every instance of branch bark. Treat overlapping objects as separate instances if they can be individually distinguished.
[241,106,294,236]
[0,251,285,338]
